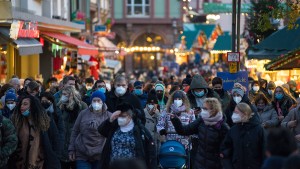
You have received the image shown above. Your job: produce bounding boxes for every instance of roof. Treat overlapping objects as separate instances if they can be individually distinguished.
[212,31,231,51]
[265,50,300,70]
[248,19,300,60]
[179,23,216,50]
[41,32,98,56]
[0,27,42,55]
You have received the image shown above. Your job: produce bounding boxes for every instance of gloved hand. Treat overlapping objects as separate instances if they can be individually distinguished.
[159,129,167,136]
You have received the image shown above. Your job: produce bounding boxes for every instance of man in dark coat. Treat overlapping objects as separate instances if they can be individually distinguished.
[105,75,145,124]
[212,77,231,113]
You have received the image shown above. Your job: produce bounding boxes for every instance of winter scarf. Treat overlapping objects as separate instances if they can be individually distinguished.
[202,111,223,126]
[170,104,187,115]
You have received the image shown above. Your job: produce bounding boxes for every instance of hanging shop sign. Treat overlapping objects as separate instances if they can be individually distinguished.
[10,20,39,40]
[217,71,249,93]
[227,52,240,73]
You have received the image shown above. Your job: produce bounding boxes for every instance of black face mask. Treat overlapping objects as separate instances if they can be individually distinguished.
[41,102,51,109]
[157,93,163,100]
[214,89,223,95]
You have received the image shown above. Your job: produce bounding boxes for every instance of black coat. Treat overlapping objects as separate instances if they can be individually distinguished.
[220,116,265,169]
[171,117,229,169]
[98,119,157,169]
[187,88,221,109]
[105,90,145,124]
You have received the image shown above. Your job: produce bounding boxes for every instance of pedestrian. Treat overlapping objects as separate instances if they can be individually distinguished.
[225,83,258,127]
[287,80,299,99]
[249,80,261,104]
[40,92,64,155]
[157,90,195,149]
[68,90,111,169]
[266,81,276,102]
[132,81,148,108]
[105,75,145,124]
[254,93,279,129]
[25,81,40,98]
[0,112,18,169]
[281,104,300,148]
[57,86,87,169]
[82,77,95,106]
[181,74,192,93]
[98,102,156,169]
[0,84,15,108]
[221,103,265,169]
[8,77,21,94]
[187,74,220,118]
[261,128,298,169]
[212,77,231,113]
[54,76,76,104]
[18,77,33,96]
[154,82,168,111]
[46,77,59,95]
[92,79,108,93]
[171,98,229,169]
[1,91,17,119]
[9,95,61,169]
[272,86,297,122]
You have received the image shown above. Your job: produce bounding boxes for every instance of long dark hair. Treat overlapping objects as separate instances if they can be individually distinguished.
[12,95,50,132]
[40,92,59,124]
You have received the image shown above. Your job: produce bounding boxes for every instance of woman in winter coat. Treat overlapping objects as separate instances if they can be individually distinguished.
[57,86,87,169]
[9,95,61,169]
[156,90,195,149]
[98,102,156,169]
[170,98,229,169]
[0,113,17,169]
[272,86,297,122]
[254,93,279,128]
[221,102,265,169]
[68,91,111,169]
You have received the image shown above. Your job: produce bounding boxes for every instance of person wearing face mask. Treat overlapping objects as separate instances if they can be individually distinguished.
[212,77,231,113]
[82,77,95,106]
[8,95,61,169]
[143,90,160,152]
[254,93,279,129]
[154,82,168,111]
[170,98,229,169]
[221,103,265,169]
[41,92,64,155]
[57,86,87,169]
[225,83,258,127]
[105,75,145,125]
[187,74,220,118]
[272,86,297,122]
[249,81,261,104]
[157,90,195,149]
[132,81,148,108]
[92,80,108,94]
[287,80,299,99]
[68,90,111,169]
[1,91,17,119]
[98,102,156,169]
[266,81,276,101]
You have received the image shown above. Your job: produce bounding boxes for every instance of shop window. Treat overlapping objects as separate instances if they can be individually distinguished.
[127,0,150,17]
[0,45,7,84]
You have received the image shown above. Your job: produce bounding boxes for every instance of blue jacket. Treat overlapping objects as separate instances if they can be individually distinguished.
[136,93,148,108]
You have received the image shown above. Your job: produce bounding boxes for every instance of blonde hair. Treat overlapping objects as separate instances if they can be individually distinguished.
[236,102,253,122]
[57,86,82,110]
[203,98,222,116]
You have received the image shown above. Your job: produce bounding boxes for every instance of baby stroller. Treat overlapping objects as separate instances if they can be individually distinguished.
[159,140,188,169]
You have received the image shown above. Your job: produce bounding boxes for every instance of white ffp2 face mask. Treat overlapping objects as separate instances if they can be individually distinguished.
[231,113,242,123]
[200,109,210,119]
[233,96,242,104]
[115,86,126,96]
[147,104,154,110]
[92,102,103,111]
[174,100,183,107]
[117,117,128,127]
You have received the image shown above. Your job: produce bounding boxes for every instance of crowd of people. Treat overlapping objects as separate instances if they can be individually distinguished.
[0,73,300,169]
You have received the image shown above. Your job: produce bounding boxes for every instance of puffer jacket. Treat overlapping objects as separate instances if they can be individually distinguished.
[0,115,17,168]
[256,105,279,128]
[171,116,229,169]
[221,116,265,169]
[68,105,111,161]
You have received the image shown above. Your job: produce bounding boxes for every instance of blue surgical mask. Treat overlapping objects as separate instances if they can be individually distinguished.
[22,109,30,117]
[194,90,205,97]
[275,93,284,100]
[98,87,106,93]
[133,89,143,96]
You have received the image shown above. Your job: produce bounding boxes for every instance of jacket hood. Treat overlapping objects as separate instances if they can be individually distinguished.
[189,74,208,90]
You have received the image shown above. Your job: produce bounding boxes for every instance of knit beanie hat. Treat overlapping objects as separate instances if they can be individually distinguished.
[231,83,245,97]
[5,92,17,102]
[91,90,106,102]
[173,91,184,99]
[134,81,143,88]
[155,83,165,91]
[267,81,276,89]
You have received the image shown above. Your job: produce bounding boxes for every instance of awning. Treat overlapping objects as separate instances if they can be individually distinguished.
[104,59,122,73]
[212,31,231,51]
[0,27,42,55]
[203,3,250,14]
[98,37,118,51]
[247,19,300,60]
[41,32,98,56]
[265,51,300,70]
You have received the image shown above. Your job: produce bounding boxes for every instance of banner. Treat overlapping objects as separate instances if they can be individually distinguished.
[217,71,249,93]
